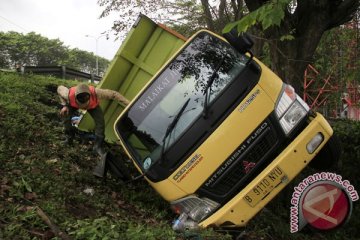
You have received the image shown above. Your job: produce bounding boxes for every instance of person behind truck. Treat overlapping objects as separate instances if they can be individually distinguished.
[57,83,129,155]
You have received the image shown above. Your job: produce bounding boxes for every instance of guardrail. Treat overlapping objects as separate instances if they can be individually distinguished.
[18,66,101,83]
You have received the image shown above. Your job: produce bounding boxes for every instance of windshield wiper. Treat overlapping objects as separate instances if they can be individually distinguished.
[159,98,191,164]
[202,57,224,119]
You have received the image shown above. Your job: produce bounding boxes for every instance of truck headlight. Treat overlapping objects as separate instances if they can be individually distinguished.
[276,85,309,135]
[170,195,219,222]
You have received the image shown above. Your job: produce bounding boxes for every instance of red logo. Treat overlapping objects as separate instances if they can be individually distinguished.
[301,182,350,230]
[242,161,256,174]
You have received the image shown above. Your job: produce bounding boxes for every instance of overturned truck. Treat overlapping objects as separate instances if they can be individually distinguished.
[79,15,340,231]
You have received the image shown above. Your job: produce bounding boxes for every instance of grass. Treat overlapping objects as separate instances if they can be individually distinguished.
[0,72,230,240]
[0,71,359,239]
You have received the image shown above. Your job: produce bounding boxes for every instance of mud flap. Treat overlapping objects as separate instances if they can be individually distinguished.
[93,151,132,181]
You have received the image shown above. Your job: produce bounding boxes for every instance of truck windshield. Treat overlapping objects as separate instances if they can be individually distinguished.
[116,31,249,170]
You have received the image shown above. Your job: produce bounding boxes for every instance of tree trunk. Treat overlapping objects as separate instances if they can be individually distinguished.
[267,22,327,93]
[263,0,359,94]
[198,0,358,95]
[201,0,215,31]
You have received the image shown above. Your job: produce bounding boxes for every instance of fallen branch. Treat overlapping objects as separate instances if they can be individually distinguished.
[34,206,72,240]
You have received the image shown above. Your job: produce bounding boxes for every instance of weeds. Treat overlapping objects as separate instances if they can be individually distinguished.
[0,72,228,239]
[1,72,358,240]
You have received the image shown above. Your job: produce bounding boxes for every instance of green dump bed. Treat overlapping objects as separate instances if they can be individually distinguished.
[78,15,186,143]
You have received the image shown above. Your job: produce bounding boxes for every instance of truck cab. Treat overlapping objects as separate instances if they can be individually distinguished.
[113,29,338,229]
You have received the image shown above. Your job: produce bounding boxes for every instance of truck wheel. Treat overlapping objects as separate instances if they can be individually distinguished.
[309,134,342,171]
[106,151,132,181]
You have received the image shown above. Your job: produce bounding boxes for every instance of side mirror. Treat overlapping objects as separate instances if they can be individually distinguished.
[222,28,254,54]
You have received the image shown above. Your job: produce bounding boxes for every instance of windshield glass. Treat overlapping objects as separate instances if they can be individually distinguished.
[116,31,249,170]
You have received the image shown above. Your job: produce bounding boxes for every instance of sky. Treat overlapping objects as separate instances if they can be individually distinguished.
[0,0,122,60]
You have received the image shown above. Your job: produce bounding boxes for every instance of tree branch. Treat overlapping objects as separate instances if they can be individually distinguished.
[328,0,359,28]
[200,0,215,30]
[35,206,72,240]
[230,0,239,20]
[244,0,268,12]
[219,0,227,20]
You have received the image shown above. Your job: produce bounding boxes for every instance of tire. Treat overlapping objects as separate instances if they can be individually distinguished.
[309,134,342,170]
[106,151,132,181]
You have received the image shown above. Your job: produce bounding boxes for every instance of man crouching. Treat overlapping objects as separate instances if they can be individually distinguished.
[57,83,129,156]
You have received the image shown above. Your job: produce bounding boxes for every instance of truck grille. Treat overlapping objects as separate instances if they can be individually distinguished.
[199,119,278,198]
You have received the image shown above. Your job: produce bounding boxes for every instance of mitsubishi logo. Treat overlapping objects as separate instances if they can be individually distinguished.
[242,160,256,174]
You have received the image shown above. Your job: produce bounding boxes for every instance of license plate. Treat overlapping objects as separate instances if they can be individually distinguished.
[244,166,287,207]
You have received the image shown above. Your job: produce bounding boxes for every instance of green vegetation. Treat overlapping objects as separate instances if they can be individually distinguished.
[0,72,230,239]
[98,0,359,93]
[0,72,359,239]
[0,31,110,75]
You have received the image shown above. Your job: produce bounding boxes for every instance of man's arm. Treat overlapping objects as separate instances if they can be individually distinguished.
[57,85,70,117]
[95,89,130,106]
[57,85,70,106]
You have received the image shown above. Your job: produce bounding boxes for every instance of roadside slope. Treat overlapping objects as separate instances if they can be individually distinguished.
[0,72,214,239]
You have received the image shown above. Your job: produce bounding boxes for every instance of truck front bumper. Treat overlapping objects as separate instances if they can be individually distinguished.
[199,113,333,228]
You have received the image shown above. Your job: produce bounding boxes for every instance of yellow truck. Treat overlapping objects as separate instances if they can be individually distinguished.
[80,15,340,231]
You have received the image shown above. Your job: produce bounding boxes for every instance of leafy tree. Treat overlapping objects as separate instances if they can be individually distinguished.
[66,48,96,73]
[27,32,70,66]
[66,48,109,76]
[0,31,68,68]
[0,32,10,67]
[0,31,28,68]
[98,0,207,39]
[304,14,360,115]
[313,15,359,85]
[0,31,110,75]
[98,0,359,93]
[240,0,359,93]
